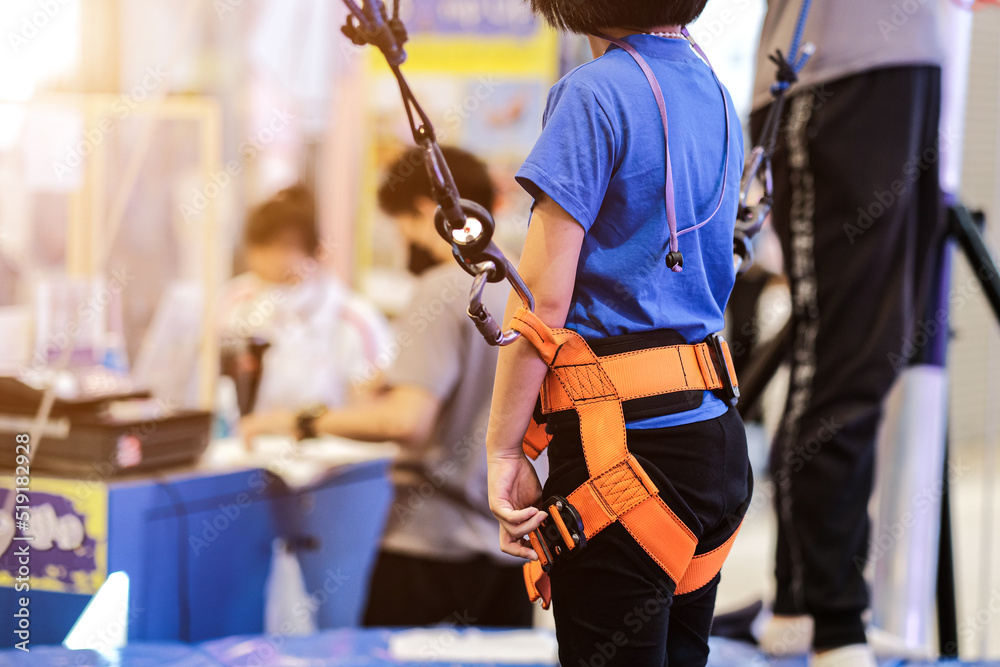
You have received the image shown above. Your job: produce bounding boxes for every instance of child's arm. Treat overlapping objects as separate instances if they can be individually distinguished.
[487,194,585,560]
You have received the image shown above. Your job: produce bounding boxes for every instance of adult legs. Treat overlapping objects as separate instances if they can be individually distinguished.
[752,66,943,650]
[362,550,532,627]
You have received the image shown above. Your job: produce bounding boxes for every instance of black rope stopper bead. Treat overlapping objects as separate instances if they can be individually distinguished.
[389,18,408,45]
[665,251,684,269]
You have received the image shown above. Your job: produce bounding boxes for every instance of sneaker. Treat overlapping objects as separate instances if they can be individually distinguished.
[866,626,933,660]
[756,612,814,656]
[810,644,877,667]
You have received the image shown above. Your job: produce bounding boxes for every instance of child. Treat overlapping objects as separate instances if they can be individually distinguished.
[486,1,751,665]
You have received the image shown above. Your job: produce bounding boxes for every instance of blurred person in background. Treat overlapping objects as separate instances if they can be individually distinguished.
[217,185,390,414]
[241,147,533,628]
[749,3,946,666]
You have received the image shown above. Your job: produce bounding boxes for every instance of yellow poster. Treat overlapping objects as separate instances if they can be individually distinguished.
[0,475,108,595]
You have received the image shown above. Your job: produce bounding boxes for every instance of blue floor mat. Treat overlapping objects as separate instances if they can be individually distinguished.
[0,631,995,666]
[706,638,975,666]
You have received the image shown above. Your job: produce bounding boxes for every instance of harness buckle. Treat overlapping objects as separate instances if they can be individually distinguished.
[707,333,740,407]
[526,495,586,573]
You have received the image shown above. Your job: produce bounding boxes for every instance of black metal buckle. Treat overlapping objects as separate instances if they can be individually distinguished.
[707,333,740,407]
[526,495,586,573]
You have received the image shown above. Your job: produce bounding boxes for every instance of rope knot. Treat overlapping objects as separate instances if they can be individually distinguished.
[768,49,798,95]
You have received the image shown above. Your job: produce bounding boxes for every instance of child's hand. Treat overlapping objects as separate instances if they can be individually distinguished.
[488,453,546,560]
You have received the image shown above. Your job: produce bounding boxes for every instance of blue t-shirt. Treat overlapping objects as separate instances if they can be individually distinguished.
[516,34,744,428]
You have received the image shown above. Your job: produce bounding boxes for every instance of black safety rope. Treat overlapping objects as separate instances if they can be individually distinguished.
[340,0,533,346]
[338,0,815,331]
[734,0,814,272]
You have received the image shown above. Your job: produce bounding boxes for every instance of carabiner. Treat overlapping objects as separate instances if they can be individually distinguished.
[733,146,773,273]
[467,254,535,347]
[738,146,773,234]
[733,232,755,275]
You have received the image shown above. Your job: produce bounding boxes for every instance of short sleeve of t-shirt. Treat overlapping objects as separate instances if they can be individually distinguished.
[384,268,464,399]
[515,77,617,232]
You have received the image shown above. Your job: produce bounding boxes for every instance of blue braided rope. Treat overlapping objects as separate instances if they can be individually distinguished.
[770,0,814,95]
[787,0,812,69]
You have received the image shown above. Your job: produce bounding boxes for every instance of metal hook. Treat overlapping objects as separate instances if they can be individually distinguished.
[736,148,773,237]
[467,259,535,347]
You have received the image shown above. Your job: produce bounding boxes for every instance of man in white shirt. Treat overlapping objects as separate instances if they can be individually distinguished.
[218,185,390,412]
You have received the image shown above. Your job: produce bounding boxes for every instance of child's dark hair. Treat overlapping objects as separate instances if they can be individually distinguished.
[244,184,319,255]
[527,0,708,34]
[378,146,496,217]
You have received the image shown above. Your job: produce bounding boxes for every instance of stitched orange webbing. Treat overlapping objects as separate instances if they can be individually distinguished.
[509,307,741,608]
[538,340,730,414]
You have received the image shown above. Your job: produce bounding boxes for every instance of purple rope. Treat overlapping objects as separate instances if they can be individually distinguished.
[597,31,732,272]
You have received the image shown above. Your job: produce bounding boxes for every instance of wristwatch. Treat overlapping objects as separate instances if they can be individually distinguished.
[295,403,328,440]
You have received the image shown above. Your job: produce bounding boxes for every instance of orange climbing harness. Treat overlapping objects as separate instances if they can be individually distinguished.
[508,307,743,609]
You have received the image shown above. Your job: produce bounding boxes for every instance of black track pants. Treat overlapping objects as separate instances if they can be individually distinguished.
[750,65,945,650]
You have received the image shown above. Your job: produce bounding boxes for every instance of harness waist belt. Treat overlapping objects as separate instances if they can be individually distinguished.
[539,340,729,415]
